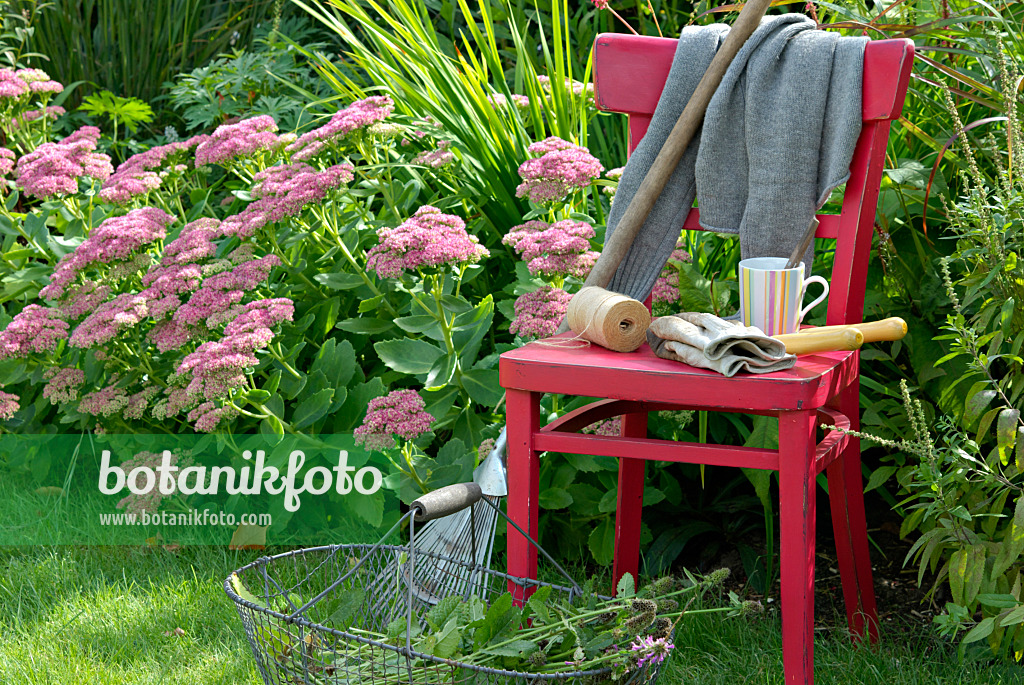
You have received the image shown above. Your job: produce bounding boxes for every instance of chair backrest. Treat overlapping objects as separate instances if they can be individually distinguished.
[592,33,914,326]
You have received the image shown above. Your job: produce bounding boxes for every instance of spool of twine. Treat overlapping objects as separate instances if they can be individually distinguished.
[565,286,651,352]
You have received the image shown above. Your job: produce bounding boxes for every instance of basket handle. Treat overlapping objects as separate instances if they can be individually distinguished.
[411,482,482,522]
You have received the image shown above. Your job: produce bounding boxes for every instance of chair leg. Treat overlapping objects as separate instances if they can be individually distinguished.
[779,410,818,685]
[506,388,541,605]
[827,378,879,642]
[613,412,647,590]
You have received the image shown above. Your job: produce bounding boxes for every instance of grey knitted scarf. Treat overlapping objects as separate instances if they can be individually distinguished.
[604,14,868,302]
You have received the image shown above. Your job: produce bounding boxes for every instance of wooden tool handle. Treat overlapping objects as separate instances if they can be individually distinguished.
[582,0,775,290]
[794,317,908,343]
[775,328,864,355]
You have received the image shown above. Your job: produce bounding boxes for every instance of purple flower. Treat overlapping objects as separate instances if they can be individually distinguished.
[194,115,280,166]
[11,106,65,129]
[0,390,19,419]
[413,140,455,168]
[354,389,434,451]
[630,635,674,668]
[69,294,148,348]
[17,68,62,93]
[0,305,69,357]
[516,136,603,203]
[221,163,354,238]
[0,69,28,97]
[583,417,621,436]
[591,0,610,10]
[509,287,572,339]
[503,219,599,278]
[178,340,258,401]
[286,96,393,161]
[0,148,14,177]
[115,450,180,514]
[187,401,238,432]
[42,367,86,405]
[101,135,204,204]
[366,205,489,278]
[486,93,530,112]
[651,242,691,305]
[173,255,281,327]
[40,207,174,301]
[14,126,113,198]
[78,382,129,417]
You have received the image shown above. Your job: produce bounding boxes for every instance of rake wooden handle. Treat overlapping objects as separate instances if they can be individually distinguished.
[794,317,908,343]
[582,0,775,290]
[775,328,864,355]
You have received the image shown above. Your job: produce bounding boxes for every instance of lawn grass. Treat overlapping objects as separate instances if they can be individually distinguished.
[0,545,1020,684]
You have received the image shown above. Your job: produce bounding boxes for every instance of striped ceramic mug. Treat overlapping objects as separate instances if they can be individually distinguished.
[738,257,829,337]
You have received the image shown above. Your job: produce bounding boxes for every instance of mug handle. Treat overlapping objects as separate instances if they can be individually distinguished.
[799,276,829,322]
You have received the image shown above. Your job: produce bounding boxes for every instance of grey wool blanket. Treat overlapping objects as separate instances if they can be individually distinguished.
[604,14,868,302]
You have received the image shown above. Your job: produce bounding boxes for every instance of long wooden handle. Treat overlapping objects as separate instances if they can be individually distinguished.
[583,0,775,290]
[790,317,908,343]
[775,328,864,355]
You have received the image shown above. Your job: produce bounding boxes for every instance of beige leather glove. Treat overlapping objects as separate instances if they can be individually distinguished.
[647,312,795,377]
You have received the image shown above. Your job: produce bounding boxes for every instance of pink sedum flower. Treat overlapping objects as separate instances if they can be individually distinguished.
[516,136,603,203]
[221,162,354,238]
[78,382,129,417]
[503,219,599,278]
[0,305,69,357]
[509,286,572,339]
[413,140,455,168]
[487,93,530,112]
[101,135,204,204]
[0,389,19,419]
[0,148,14,176]
[41,207,174,301]
[286,96,393,161]
[42,367,86,405]
[187,401,239,432]
[69,293,148,348]
[14,126,112,199]
[354,389,434,451]
[366,205,489,279]
[0,69,28,97]
[194,115,279,166]
[651,242,691,305]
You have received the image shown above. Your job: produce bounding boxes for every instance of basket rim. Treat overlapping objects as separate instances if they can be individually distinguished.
[225,543,619,680]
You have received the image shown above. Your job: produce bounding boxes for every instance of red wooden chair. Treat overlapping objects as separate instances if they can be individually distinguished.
[500,34,914,684]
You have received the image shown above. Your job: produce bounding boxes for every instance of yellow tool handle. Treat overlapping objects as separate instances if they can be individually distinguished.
[793,317,908,343]
[774,328,864,355]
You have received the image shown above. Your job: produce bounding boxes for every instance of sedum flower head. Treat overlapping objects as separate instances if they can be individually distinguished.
[286,95,393,161]
[101,135,204,204]
[42,367,86,405]
[516,136,603,203]
[509,286,572,340]
[194,115,279,166]
[503,218,599,278]
[354,389,434,451]
[14,126,112,198]
[0,389,19,419]
[366,205,489,279]
[0,305,69,357]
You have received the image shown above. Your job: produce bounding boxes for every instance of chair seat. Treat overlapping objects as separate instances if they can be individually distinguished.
[499,333,859,412]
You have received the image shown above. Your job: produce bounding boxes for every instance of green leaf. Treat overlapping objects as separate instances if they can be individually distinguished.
[440,294,473,313]
[291,389,334,429]
[864,466,897,493]
[538,487,572,510]
[327,587,365,630]
[589,518,615,566]
[426,596,462,631]
[374,338,444,374]
[481,639,538,658]
[616,572,635,599]
[997,409,1020,465]
[962,617,995,644]
[432,618,462,659]
[395,315,440,334]
[425,352,457,390]
[977,594,1020,609]
[358,295,385,313]
[964,384,998,428]
[314,272,365,290]
[336,317,394,335]
[459,368,503,407]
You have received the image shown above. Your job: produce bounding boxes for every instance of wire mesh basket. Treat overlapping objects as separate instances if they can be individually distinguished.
[225,483,668,685]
